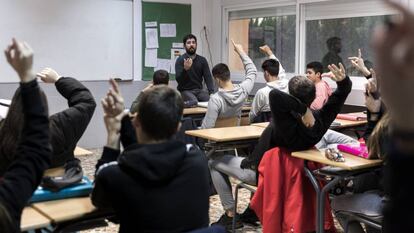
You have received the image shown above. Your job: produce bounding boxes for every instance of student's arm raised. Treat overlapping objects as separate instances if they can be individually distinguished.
[232,40,257,94]
[348,48,371,77]
[259,45,286,79]
[0,39,51,231]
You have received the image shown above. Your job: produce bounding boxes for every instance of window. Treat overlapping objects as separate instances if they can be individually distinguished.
[302,0,396,76]
[228,5,296,74]
[305,15,393,76]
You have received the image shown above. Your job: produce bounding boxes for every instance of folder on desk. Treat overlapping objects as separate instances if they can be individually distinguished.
[29,176,93,203]
[336,113,367,121]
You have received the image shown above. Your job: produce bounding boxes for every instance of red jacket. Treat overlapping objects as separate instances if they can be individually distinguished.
[250,147,336,233]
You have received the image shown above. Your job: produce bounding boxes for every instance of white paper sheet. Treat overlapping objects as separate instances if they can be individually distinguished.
[145,21,157,27]
[172,42,184,48]
[160,24,176,37]
[145,28,159,48]
[145,48,158,67]
[154,59,171,73]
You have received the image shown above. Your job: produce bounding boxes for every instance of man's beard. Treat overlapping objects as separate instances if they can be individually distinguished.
[186,47,196,55]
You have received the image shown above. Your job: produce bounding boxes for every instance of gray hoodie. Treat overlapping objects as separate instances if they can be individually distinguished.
[201,54,257,129]
[248,79,288,122]
[248,54,288,122]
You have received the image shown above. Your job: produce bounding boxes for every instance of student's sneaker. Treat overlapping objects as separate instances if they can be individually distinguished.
[239,207,260,226]
[211,214,243,231]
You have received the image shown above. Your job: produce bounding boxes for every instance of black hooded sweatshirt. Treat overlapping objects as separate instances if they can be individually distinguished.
[91,140,210,233]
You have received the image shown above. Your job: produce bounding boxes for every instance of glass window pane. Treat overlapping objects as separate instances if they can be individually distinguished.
[305,15,393,76]
[228,8,296,74]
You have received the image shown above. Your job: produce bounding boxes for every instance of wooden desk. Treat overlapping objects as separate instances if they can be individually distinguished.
[74,146,93,156]
[331,119,367,130]
[292,149,382,233]
[185,125,264,142]
[21,207,51,232]
[183,107,208,115]
[32,197,96,223]
[292,149,382,171]
[250,113,367,130]
[183,106,251,116]
[250,122,269,128]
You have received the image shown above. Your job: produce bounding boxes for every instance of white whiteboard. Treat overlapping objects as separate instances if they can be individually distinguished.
[0,0,133,82]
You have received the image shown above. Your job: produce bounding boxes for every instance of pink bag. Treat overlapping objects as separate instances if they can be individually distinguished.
[337,143,369,159]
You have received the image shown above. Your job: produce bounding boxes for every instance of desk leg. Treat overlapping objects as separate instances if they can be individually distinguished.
[304,161,342,233]
[205,148,216,158]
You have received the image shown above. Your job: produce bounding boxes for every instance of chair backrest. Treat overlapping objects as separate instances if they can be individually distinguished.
[252,111,272,123]
[214,116,239,128]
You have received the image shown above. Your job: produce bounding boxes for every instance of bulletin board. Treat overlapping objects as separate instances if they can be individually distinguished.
[142,2,191,81]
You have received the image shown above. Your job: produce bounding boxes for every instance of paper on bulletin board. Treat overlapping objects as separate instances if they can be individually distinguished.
[145,28,159,48]
[160,24,176,37]
[170,48,185,74]
[154,59,171,73]
[145,21,157,27]
[145,48,158,67]
[172,42,184,48]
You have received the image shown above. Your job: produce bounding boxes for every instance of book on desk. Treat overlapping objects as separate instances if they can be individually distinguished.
[30,176,93,203]
[336,112,367,121]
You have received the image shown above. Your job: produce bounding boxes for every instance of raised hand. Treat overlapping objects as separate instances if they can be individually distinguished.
[101,79,125,118]
[4,38,34,83]
[231,39,246,56]
[259,45,274,56]
[327,63,346,82]
[184,58,193,71]
[348,49,371,76]
[36,68,61,83]
[101,79,127,145]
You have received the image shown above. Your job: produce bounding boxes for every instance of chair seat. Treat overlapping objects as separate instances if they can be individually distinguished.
[332,192,385,217]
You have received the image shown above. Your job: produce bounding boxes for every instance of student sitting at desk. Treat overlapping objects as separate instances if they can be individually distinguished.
[0,67,96,189]
[92,81,210,232]
[306,61,332,110]
[201,40,257,129]
[129,69,169,113]
[0,39,52,232]
[249,45,288,123]
[331,71,386,233]
[242,62,352,169]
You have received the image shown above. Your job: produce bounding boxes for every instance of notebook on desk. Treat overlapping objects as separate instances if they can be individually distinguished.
[30,176,93,203]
